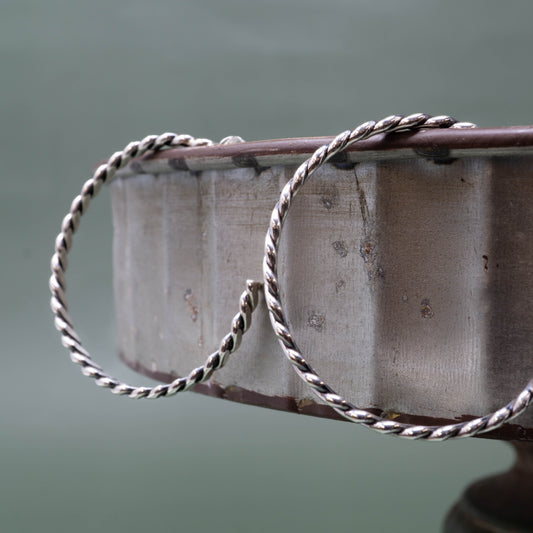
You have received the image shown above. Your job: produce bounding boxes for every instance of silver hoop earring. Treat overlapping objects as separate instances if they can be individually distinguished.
[262,113,533,440]
[50,132,262,399]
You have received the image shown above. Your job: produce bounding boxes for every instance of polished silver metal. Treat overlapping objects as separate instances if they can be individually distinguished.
[262,113,533,440]
[50,132,261,399]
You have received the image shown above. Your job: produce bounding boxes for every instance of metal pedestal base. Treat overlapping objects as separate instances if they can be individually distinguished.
[444,442,533,532]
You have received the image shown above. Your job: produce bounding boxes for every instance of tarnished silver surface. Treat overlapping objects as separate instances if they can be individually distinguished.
[262,113,533,440]
[50,132,262,399]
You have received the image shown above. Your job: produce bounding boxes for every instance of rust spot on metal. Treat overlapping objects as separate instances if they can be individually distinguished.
[307,313,325,332]
[232,153,258,168]
[183,289,199,322]
[483,254,489,271]
[414,146,457,165]
[335,280,346,294]
[329,151,357,170]
[354,170,370,228]
[359,240,384,281]
[129,161,146,174]
[319,185,339,210]
[297,398,315,412]
[222,385,240,400]
[231,154,269,175]
[320,196,335,209]
[332,240,348,258]
[382,410,401,420]
[169,157,190,171]
[420,298,434,319]
[354,170,383,283]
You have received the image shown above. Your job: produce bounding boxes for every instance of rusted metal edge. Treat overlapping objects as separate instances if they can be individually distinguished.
[114,126,533,178]
[119,351,533,442]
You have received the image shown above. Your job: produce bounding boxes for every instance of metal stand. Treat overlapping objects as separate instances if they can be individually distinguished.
[444,442,533,532]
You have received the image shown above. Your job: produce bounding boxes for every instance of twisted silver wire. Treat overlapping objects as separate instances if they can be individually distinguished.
[263,113,533,440]
[50,132,262,399]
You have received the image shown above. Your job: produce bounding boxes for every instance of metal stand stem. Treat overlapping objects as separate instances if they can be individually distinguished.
[444,442,533,532]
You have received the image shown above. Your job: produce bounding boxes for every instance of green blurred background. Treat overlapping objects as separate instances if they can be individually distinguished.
[3,1,533,531]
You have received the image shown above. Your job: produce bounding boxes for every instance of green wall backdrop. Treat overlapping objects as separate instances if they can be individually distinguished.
[3,1,533,531]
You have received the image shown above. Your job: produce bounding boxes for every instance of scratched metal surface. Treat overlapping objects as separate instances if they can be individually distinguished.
[5,0,533,531]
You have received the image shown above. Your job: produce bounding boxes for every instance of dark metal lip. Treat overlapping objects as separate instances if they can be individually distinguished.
[120,351,533,442]
[114,126,533,177]
[162,125,533,159]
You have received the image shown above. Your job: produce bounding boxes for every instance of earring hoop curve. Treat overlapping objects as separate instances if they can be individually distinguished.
[262,113,533,440]
[50,132,261,399]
